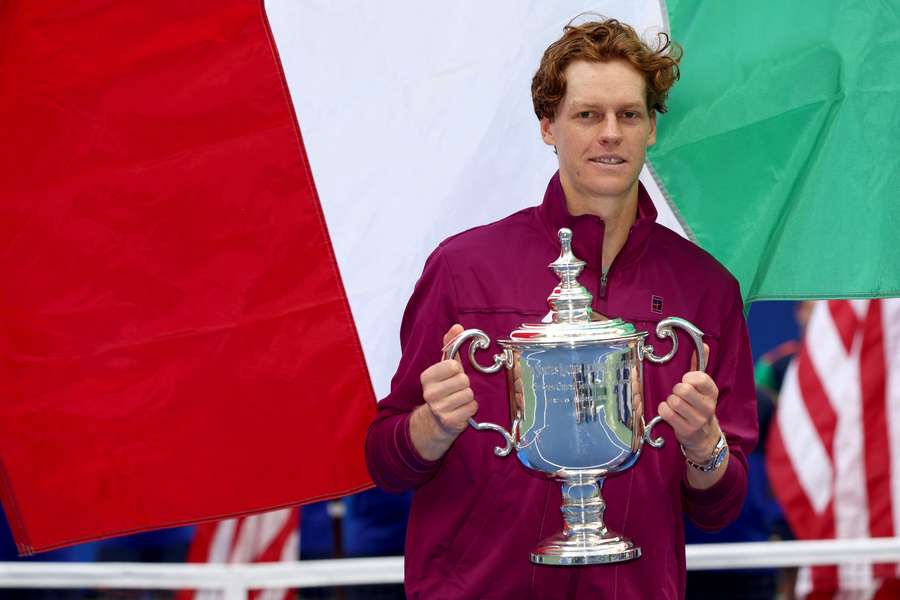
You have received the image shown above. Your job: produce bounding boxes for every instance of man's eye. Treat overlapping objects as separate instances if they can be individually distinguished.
[622,111,637,119]
[577,111,594,119]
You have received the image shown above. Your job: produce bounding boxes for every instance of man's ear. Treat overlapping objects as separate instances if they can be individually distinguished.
[647,111,657,147]
[540,116,556,147]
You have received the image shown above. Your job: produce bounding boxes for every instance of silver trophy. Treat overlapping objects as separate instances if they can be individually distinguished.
[444,228,706,565]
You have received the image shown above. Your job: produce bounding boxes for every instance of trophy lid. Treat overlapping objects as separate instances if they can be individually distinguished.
[503,228,643,346]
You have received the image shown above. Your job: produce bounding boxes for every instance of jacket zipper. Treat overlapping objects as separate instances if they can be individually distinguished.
[599,269,609,299]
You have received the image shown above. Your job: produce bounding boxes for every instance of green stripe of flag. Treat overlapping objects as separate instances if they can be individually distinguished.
[651,0,900,302]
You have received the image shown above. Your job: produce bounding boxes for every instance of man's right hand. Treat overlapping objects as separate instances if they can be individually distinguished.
[409,324,479,461]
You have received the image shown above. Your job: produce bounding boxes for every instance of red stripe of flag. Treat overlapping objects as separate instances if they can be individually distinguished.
[0,0,374,553]
[828,300,860,354]
[797,346,839,459]
[859,300,895,580]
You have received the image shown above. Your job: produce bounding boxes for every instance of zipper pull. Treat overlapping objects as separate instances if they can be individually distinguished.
[599,270,608,299]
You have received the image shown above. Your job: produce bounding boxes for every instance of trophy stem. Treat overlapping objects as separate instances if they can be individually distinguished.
[530,475,641,565]
[561,476,607,537]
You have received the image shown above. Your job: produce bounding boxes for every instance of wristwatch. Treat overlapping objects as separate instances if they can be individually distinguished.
[682,431,729,473]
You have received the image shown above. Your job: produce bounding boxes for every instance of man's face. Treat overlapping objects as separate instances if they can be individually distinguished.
[540,59,656,212]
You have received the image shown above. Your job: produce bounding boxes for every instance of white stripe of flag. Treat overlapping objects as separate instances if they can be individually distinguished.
[265,0,680,399]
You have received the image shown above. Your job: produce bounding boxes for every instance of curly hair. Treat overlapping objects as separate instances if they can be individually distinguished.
[531,18,682,120]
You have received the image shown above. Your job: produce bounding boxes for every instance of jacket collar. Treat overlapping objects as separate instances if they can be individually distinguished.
[536,171,657,272]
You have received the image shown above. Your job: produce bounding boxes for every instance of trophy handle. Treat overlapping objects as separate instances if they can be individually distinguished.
[642,317,706,372]
[642,415,667,449]
[641,317,707,449]
[442,328,517,457]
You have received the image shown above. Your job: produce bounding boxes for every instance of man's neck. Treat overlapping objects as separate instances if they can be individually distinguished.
[563,182,639,272]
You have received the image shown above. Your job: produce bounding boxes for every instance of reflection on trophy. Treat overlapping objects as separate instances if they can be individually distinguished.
[443,228,706,565]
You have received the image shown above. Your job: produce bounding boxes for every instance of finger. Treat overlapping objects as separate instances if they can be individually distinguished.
[657,400,692,436]
[442,323,465,347]
[690,343,711,372]
[665,390,708,427]
[423,372,471,402]
[514,390,525,413]
[458,398,479,420]
[421,359,463,385]
[437,400,480,431]
[430,387,476,414]
[671,381,716,421]
[681,371,718,399]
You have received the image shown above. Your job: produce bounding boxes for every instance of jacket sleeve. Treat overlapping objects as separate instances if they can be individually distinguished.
[364,247,458,493]
[681,281,758,530]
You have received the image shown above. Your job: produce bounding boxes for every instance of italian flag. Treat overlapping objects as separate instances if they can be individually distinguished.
[1,0,897,554]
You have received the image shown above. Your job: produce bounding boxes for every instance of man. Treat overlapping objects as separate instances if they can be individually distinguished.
[366,19,757,599]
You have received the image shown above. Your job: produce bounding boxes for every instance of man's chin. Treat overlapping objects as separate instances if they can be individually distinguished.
[583,179,639,201]
[560,170,642,207]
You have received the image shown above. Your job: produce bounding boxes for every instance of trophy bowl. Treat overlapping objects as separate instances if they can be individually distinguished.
[444,228,706,565]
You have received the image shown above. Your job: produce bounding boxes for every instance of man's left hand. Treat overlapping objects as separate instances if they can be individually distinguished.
[657,344,721,463]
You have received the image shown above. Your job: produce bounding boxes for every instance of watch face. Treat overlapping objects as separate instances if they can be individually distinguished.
[712,445,729,470]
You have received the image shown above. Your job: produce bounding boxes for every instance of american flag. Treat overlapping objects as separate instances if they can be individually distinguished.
[767,299,900,597]
[177,508,299,600]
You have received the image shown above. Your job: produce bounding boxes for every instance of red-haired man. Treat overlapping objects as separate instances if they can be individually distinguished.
[366,19,757,599]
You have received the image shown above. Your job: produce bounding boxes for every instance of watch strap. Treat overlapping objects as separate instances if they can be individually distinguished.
[682,431,728,473]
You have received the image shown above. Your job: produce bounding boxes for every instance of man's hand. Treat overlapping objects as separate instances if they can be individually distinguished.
[409,324,478,461]
[657,344,728,489]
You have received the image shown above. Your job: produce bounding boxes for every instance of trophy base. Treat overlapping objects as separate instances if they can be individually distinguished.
[530,530,641,565]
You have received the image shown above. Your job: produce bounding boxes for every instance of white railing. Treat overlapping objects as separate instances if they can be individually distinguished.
[2,538,899,599]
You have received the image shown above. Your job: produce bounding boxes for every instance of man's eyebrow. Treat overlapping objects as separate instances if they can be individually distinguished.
[610,101,647,111]
[568,101,601,110]
[569,100,646,111]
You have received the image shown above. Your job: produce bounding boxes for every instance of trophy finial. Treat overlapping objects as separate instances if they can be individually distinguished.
[547,228,593,324]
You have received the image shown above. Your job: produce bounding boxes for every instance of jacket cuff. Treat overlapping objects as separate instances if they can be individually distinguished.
[396,411,443,474]
[681,454,746,530]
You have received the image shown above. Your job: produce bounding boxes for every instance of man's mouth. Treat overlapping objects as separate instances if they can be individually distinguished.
[589,155,626,165]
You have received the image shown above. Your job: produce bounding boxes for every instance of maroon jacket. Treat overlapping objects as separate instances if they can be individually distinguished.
[366,173,758,599]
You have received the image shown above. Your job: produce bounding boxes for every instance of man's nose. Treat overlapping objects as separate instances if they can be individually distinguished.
[599,115,623,144]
